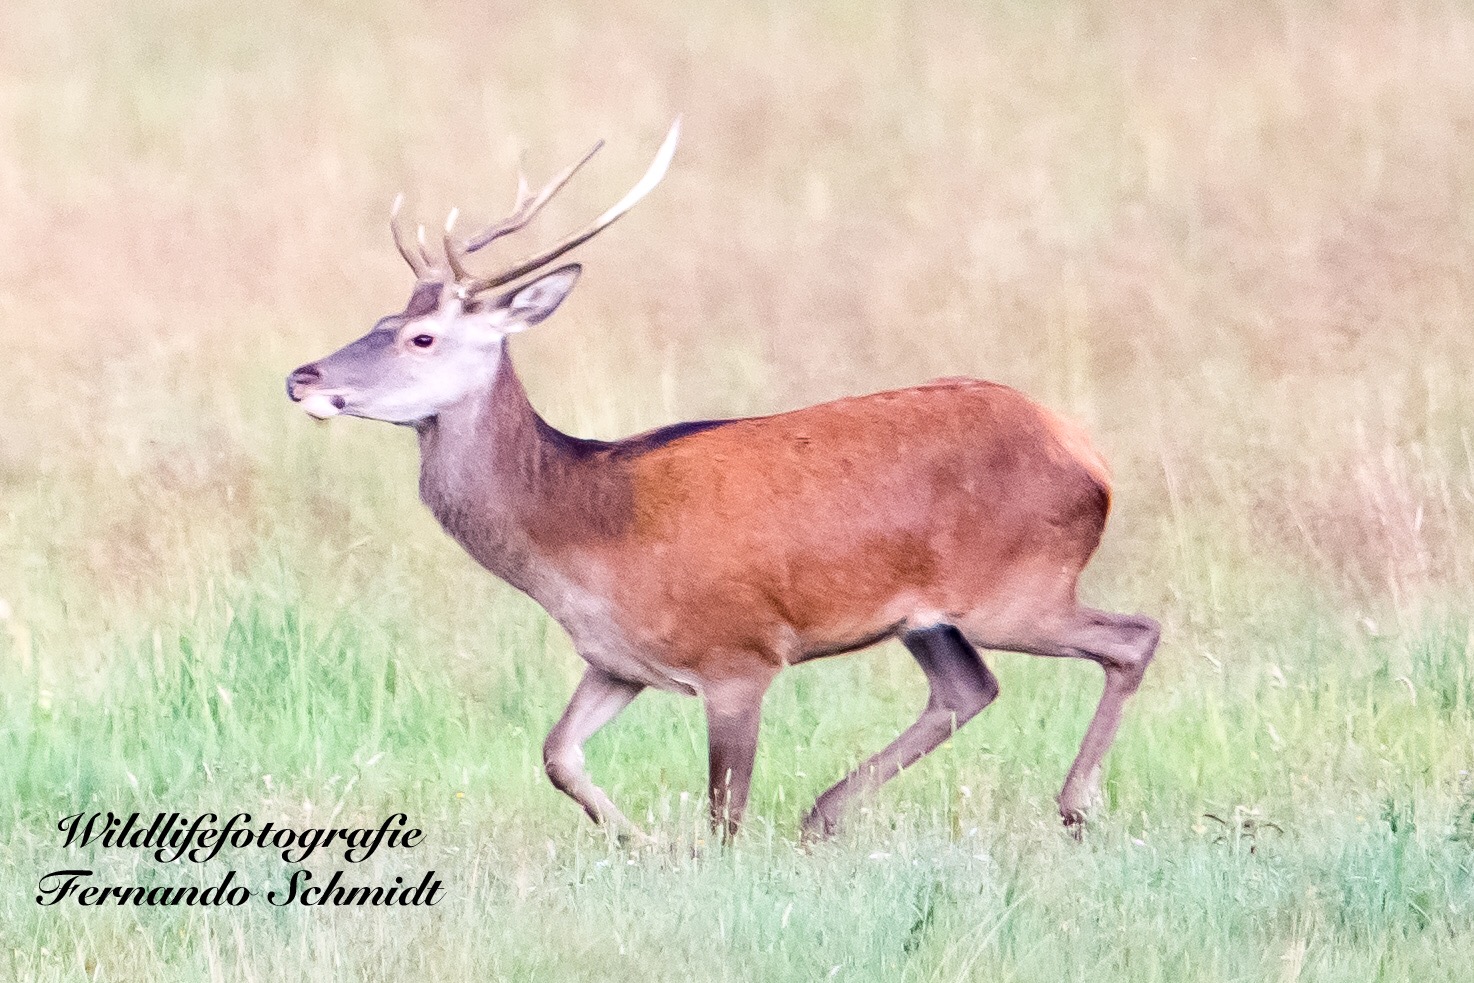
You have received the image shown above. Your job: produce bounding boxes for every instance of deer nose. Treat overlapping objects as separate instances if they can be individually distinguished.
[286,364,321,401]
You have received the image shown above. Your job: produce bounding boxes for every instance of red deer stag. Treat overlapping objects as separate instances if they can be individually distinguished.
[287,120,1159,842]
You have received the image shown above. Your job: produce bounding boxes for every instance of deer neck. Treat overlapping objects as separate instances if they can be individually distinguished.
[415,344,627,596]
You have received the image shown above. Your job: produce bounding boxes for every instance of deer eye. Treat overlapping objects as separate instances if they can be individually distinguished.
[410,334,435,349]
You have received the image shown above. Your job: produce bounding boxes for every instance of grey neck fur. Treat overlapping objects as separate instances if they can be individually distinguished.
[414,342,627,598]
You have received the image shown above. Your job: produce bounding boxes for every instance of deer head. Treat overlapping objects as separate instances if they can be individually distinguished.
[286,120,680,425]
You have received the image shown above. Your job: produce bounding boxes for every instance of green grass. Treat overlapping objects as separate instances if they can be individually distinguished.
[5,0,1474,978]
[5,577,1474,981]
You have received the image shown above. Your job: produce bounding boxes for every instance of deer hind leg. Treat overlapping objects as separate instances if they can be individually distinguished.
[965,606,1159,833]
[543,666,647,842]
[800,625,1000,842]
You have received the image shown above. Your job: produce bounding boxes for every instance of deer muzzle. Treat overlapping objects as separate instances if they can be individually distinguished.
[286,364,347,419]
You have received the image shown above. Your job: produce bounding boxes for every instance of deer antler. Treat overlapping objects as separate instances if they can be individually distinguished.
[456,118,681,294]
[389,193,430,278]
[390,118,680,290]
[441,141,604,284]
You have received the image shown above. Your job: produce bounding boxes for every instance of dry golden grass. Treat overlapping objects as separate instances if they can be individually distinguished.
[5,1,1470,629]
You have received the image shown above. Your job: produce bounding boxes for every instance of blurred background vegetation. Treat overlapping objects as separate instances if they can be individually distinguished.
[2,0,1473,979]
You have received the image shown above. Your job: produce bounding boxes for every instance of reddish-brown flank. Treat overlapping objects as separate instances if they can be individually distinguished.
[587,379,1112,681]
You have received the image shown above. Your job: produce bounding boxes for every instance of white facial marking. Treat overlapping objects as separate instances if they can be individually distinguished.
[301,393,342,419]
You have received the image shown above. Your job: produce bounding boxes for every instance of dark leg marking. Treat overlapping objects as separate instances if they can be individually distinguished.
[801,625,1000,841]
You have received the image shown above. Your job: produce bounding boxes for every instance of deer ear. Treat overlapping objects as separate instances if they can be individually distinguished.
[497,264,582,332]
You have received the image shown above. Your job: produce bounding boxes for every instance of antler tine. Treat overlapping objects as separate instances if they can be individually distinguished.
[414,224,435,270]
[461,139,605,254]
[444,171,529,282]
[442,208,470,282]
[462,117,681,295]
[390,193,430,278]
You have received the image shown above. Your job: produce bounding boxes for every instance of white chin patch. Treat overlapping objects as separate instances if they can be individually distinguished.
[301,393,343,420]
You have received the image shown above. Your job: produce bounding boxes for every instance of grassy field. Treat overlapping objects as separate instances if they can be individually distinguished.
[4,0,1474,978]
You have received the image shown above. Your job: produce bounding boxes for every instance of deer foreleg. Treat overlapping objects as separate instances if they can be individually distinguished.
[544,667,646,841]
